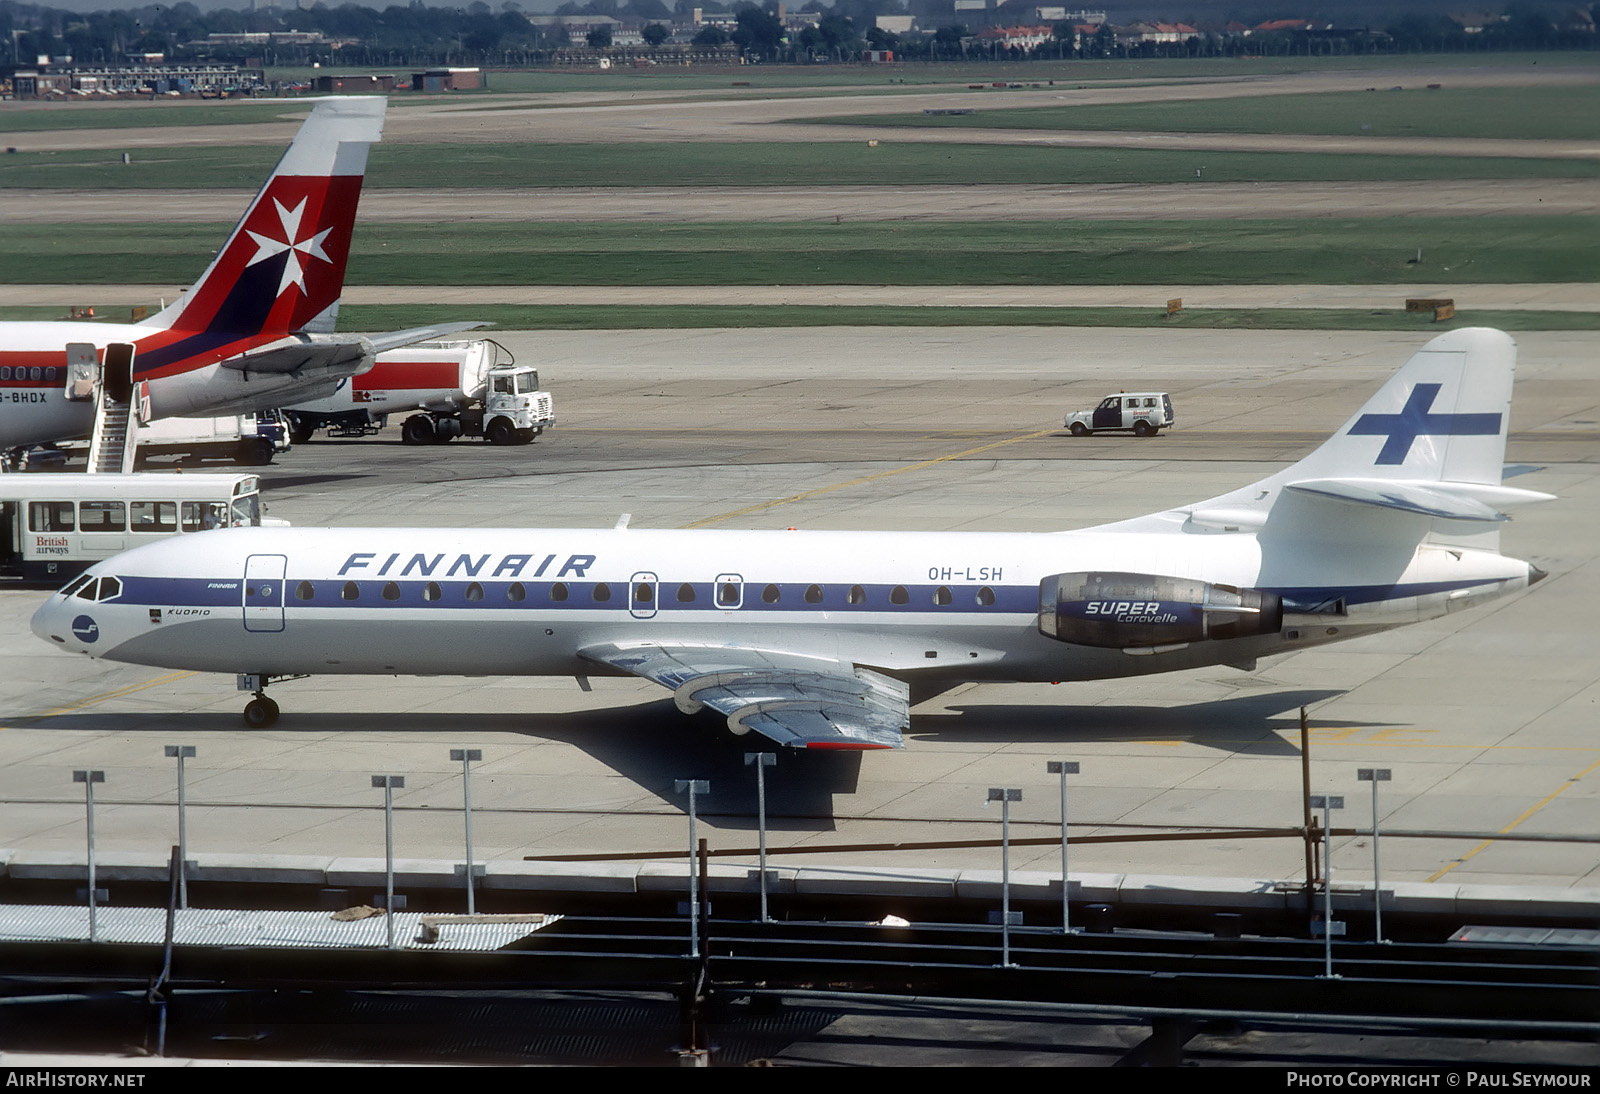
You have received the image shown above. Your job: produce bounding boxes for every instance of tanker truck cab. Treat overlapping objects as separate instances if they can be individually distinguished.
[483,364,553,446]
[1065,393,1173,437]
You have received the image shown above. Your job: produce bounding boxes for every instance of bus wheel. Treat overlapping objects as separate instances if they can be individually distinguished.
[243,696,279,728]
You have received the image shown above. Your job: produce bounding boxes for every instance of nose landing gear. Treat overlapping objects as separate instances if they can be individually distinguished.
[243,693,279,728]
[236,673,306,728]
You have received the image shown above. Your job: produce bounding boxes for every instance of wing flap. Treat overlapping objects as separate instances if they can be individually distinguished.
[580,642,908,750]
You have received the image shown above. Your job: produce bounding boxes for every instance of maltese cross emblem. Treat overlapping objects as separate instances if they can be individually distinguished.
[245,198,333,299]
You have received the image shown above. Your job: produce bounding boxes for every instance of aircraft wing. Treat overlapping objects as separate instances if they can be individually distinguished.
[220,324,488,376]
[579,642,909,750]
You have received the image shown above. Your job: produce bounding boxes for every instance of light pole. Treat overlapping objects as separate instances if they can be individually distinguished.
[164,746,196,909]
[1310,793,1345,978]
[371,774,406,950]
[1357,768,1392,943]
[451,749,483,915]
[744,753,776,923]
[986,787,1022,967]
[1046,761,1079,933]
[73,770,105,942]
[675,779,709,957]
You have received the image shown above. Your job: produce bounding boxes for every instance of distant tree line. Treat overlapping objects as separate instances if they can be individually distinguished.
[1,0,1593,70]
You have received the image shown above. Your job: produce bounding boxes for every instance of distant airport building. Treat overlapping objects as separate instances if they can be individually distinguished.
[411,67,483,92]
[313,73,396,93]
[10,62,264,98]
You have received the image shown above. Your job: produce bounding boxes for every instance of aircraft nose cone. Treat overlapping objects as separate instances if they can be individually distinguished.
[30,596,64,646]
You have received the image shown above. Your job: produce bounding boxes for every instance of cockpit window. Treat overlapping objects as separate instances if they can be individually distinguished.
[59,573,94,598]
[74,575,122,602]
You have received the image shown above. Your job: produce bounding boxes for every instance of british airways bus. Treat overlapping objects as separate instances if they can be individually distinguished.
[1,473,266,583]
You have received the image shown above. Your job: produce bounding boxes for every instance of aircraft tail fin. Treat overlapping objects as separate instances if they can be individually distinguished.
[1112,328,1552,537]
[145,96,386,339]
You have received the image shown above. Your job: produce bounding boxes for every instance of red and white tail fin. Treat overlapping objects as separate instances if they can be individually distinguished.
[146,96,386,339]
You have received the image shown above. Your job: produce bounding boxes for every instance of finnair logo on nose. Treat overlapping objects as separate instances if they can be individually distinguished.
[71,615,99,643]
[1348,383,1502,466]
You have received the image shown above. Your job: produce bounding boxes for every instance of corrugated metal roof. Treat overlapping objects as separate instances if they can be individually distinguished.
[0,905,558,952]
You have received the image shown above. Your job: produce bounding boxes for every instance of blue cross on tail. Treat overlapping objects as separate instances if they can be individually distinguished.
[1347,383,1502,466]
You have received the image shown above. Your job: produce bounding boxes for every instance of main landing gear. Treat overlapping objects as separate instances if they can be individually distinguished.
[236,674,306,728]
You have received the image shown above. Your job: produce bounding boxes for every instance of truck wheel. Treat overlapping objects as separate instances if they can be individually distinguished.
[401,415,436,445]
[237,438,274,465]
[1133,420,1155,437]
[1069,422,1089,437]
[485,419,516,446]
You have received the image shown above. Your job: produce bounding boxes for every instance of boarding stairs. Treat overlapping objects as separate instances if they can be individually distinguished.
[73,341,141,475]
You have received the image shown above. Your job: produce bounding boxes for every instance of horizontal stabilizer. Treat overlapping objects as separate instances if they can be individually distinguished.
[365,322,490,355]
[1286,478,1556,523]
[220,335,374,376]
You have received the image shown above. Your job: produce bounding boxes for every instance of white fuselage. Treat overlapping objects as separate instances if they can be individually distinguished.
[0,320,351,450]
[31,524,1536,686]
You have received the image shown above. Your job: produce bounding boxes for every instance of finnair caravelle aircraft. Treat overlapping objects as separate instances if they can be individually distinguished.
[0,96,474,455]
[33,327,1551,749]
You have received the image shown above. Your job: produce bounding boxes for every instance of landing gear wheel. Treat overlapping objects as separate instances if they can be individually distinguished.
[1132,420,1155,437]
[485,419,516,446]
[1069,422,1089,437]
[243,695,279,728]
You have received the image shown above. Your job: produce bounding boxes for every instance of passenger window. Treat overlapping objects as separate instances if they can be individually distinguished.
[763,584,780,604]
[848,585,866,605]
[634,582,652,603]
[342,582,360,600]
[295,581,314,601]
[718,583,739,607]
[80,501,125,532]
[550,582,568,602]
[465,582,484,601]
[383,582,401,601]
[890,586,909,605]
[804,584,823,604]
[976,586,996,607]
[181,502,202,532]
[593,583,611,603]
[424,582,442,602]
[508,582,526,602]
[677,583,696,603]
[29,501,74,533]
[934,586,952,605]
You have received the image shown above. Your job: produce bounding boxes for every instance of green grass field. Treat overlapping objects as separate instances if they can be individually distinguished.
[2,302,1590,331]
[3,218,1590,286]
[824,85,1600,142]
[1,140,1593,191]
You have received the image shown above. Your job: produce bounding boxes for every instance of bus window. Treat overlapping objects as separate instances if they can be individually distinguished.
[230,494,260,527]
[79,501,125,533]
[131,501,177,533]
[29,502,74,533]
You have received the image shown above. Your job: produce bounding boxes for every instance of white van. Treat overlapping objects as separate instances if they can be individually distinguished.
[1064,392,1174,437]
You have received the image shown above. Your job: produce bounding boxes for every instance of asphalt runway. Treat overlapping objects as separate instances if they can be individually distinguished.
[2,327,1596,893]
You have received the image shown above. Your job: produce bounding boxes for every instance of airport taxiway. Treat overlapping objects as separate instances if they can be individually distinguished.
[1,327,1596,894]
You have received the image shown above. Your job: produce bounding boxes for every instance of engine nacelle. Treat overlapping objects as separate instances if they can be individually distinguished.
[1038,571,1283,649]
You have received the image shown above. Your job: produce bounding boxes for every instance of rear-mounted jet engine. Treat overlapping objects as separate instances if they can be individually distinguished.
[1039,572,1283,650]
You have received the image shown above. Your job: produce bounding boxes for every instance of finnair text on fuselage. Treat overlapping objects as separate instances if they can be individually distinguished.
[336,551,597,580]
